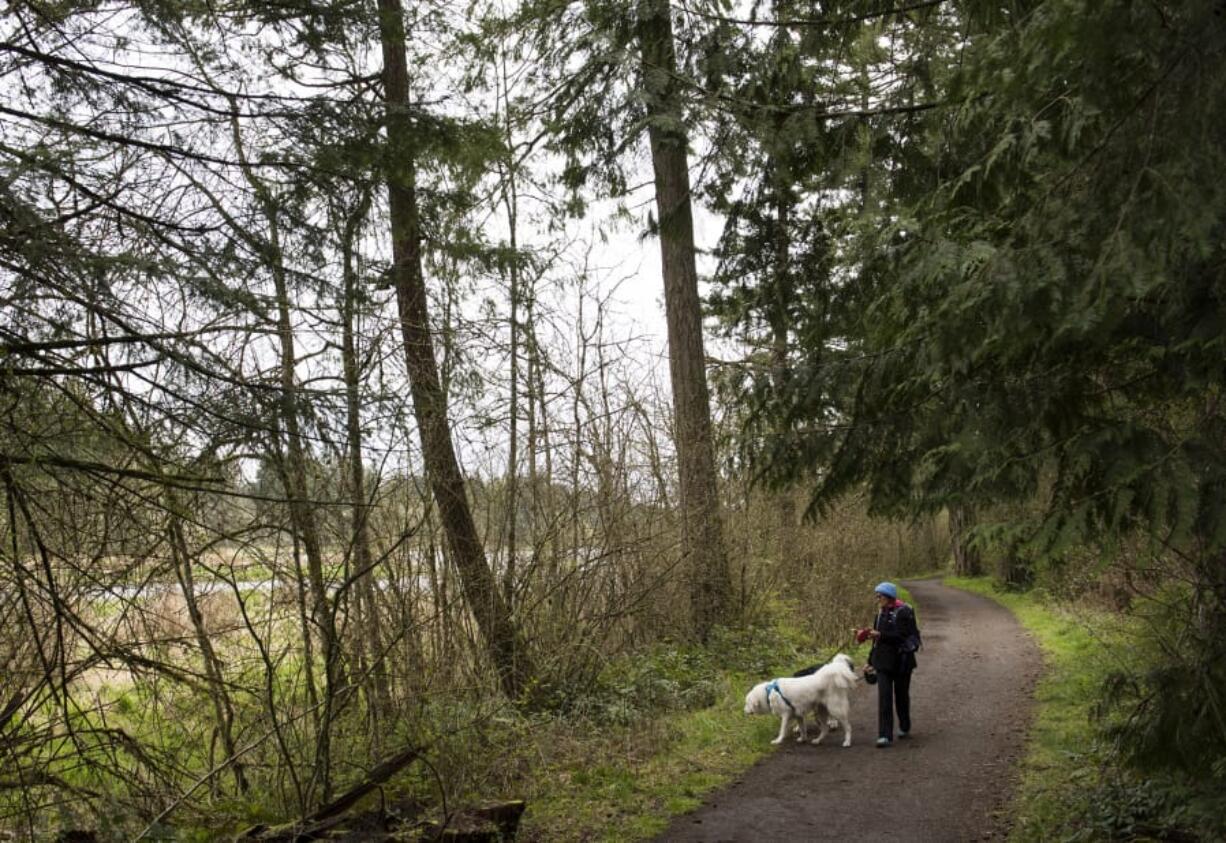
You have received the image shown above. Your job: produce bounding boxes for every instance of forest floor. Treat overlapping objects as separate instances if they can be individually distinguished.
[653,579,1043,842]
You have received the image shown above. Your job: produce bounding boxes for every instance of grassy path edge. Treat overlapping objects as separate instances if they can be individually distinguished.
[942,576,1121,841]
[518,593,900,841]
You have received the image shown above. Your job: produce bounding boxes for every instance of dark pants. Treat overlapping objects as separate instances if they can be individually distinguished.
[877,669,912,740]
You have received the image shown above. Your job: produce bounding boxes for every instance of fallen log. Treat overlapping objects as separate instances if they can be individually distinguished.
[307,744,422,825]
[237,746,526,842]
[469,801,526,838]
[408,800,527,841]
[240,745,421,841]
[239,798,526,842]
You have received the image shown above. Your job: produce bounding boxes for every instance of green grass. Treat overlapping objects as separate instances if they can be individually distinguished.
[944,577,1116,839]
[515,587,910,841]
[514,615,822,841]
[23,580,915,840]
[517,671,782,841]
[941,576,1218,842]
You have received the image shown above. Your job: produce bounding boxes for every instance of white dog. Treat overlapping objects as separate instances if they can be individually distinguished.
[743,653,858,747]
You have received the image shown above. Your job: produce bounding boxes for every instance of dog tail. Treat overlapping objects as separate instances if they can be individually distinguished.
[831,653,858,691]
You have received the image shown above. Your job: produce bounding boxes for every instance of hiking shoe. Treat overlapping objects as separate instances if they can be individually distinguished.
[876,737,891,748]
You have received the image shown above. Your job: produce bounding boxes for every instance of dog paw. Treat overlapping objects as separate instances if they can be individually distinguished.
[770,737,783,745]
[810,737,824,745]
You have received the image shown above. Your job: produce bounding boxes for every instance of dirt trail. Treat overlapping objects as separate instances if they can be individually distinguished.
[655,579,1043,842]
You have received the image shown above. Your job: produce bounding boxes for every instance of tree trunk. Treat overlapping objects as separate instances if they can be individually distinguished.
[231,155,341,803]
[338,197,393,738]
[637,0,732,640]
[168,511,247,795]
[271,217,340,805]
[374,0,533,700]
[529,321,558,583]
[998,552,1029,587]
[228,110,343,801]
[770,173,796,564]
[949,502,982,576]
[569,290,586,595]
[498,49,521,613]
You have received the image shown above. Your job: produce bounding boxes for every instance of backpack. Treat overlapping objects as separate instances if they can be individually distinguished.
[900,606,922,654]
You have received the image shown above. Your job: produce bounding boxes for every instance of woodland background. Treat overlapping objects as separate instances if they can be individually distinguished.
[1,0,1224,839]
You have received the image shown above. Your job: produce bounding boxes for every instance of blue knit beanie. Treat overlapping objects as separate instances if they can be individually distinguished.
[874,581,898,599]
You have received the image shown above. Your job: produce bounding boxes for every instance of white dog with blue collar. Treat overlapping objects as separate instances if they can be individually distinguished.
[743,653,858,747]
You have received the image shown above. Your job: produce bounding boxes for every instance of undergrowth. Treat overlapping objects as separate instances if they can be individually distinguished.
[40,579,908,842]
[504,589,891,840]
[511,620,820,841]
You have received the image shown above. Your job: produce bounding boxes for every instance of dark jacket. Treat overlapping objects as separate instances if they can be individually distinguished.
[869,601,920,675]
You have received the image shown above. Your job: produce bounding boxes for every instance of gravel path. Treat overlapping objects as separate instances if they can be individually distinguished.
[655,579,1043,842]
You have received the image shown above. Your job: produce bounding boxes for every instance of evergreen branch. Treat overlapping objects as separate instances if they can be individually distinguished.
[0,104,299,171]
[0,140,220,235]
[0,41,379,110]
[672,0,946,29]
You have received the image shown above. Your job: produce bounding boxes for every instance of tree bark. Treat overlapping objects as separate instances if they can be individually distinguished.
[637,0,732,640]
[337,196,393,736]
[230,115,342,801]
[168,511,247,795]
[528,320,558,583]
[374,0,533,699]
[949,502,982,576]
[770,172,796,564]
[498,49,521,613]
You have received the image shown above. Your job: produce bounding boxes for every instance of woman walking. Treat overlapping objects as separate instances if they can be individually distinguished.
[855,581,921,747]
